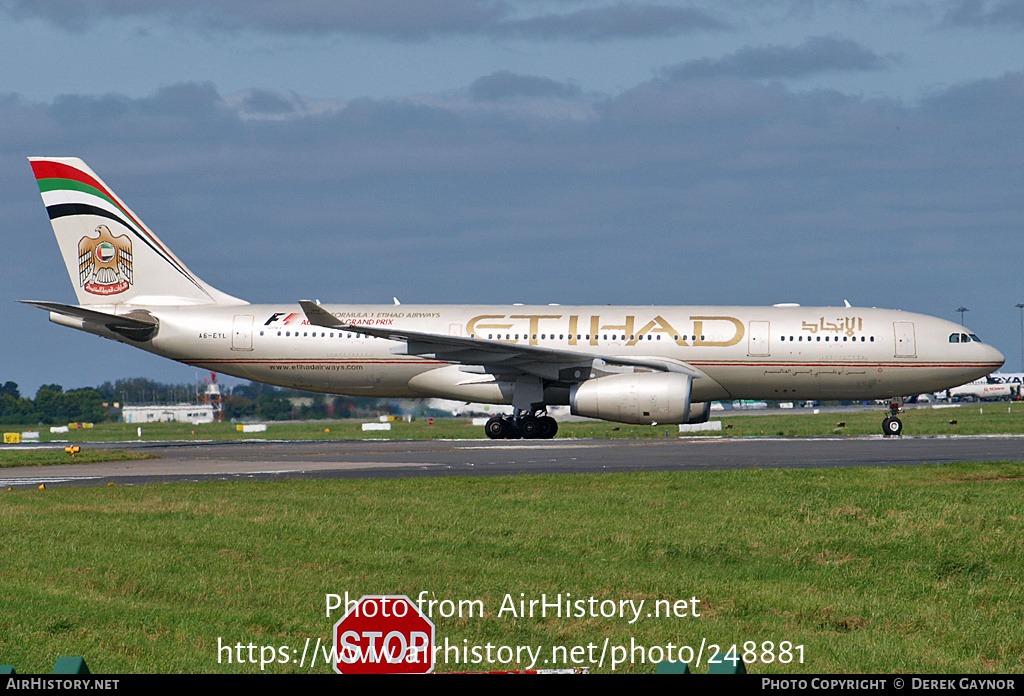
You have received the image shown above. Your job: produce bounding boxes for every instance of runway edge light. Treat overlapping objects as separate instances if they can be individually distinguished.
[655,661,691,674]
[52,657,90,674]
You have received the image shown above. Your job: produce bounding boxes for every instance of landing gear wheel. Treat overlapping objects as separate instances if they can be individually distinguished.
[518,415,540,439]
[882,417,903,437]
[537,416,558,440]
[484,416,507,440]
[505,415,522,439]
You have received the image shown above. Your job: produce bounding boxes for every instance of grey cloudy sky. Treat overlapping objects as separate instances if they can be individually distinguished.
[2,0,1023,394]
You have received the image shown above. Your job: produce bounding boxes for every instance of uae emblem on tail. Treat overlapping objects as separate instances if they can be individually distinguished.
[78,224,133,296]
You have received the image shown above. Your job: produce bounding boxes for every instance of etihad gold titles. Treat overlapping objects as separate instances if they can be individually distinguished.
[22,157,1003,439]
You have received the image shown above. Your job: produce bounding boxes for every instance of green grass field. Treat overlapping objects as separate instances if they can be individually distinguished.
[3,406,1023,674]
[2,462,1023,674]
[0,449,161,469]
[2,402,1023,449]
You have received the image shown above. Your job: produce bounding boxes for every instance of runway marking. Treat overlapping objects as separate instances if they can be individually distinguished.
[230,462,452,471]
[1,476,103,487]
[457,443,608,450]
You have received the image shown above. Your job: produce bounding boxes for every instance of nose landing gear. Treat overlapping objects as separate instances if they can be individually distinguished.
[882,401,903,437]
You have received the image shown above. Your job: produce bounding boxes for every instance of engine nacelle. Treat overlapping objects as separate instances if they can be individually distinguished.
[570,372,694,425]
[686,401,711,424]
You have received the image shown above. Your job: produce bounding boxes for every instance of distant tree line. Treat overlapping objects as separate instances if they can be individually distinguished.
[0,378,392,425]
[0,382,107,426]
[223,381,384,421]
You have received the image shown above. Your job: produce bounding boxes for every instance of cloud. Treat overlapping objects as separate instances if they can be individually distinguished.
[492,3,730,41]
[239,89,296,115]
[5,72,1024,392]
[0,0,506,38]
[0,0,731,41]
[662,36,892,81]
[469,72,583,101]
[944,0,1024,29]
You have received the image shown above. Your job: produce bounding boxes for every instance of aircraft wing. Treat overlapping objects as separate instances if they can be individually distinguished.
[298,300,702,382]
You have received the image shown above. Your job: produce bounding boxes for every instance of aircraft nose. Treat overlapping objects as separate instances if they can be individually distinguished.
[983,343,1005,369]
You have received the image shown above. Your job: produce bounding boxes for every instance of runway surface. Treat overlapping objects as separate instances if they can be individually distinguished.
[4,435,1024,488]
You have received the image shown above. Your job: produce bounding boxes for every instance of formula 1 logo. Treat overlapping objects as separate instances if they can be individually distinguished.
[264,312,304,326]
[78,225,133,296]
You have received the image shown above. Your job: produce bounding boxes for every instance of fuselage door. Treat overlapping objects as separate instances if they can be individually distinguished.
[893,321,916,357]
[748,321,770,356]
[232,314,254,351]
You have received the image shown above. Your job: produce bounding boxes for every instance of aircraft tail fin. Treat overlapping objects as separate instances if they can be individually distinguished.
[29,157,247,307]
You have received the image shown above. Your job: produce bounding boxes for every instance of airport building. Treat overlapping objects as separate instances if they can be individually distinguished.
[122,403,216,424]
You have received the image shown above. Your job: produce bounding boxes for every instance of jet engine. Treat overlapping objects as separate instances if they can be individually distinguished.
[569,372,704,425]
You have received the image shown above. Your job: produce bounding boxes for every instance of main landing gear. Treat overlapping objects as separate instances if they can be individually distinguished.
[882,400,904,437]
[484,411,559,440]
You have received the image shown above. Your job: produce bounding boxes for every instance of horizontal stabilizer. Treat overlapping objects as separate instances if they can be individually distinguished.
[20,300,158,341]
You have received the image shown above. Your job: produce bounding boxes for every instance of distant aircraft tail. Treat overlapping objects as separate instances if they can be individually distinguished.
[29,157,246,307]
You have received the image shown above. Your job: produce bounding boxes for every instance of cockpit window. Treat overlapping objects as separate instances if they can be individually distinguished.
[949,333,960,343]
[969,334,982,342]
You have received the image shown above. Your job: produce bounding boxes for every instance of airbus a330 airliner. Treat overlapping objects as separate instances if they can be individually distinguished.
[22,157,1004,438]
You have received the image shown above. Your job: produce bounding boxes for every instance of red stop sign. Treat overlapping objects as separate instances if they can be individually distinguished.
[333,595,435,674]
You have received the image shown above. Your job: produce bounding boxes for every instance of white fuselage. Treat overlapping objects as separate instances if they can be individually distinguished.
[29,158,1005,420]
[81,303,1003,405]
